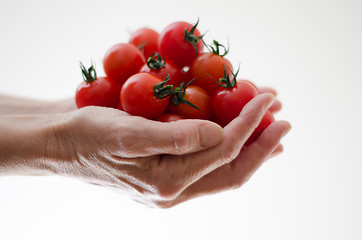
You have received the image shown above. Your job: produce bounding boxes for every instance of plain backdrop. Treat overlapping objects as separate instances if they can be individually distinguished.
[1,0,361,239]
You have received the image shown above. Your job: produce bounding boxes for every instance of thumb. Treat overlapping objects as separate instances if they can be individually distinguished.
[120,118,224,157]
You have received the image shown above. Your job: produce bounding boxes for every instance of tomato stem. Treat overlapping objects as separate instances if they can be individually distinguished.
[147,52,166,70]
[208,64,240,88]
[204,40,229,57]
[153,75,174,99]
[184,18,204,56]
[170,79,200,110]
[80,61,97,83]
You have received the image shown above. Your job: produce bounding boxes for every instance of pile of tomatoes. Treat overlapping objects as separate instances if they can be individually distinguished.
[75,19,274,145]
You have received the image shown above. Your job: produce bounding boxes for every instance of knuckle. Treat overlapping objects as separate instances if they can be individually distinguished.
[156,183,182,200]
[217,148,239,166]
[171,127,192,154]
[154,201,177,209]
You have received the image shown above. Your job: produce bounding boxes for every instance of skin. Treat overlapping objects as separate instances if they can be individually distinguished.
[0,89,289,208]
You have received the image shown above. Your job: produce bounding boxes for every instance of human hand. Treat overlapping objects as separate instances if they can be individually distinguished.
[43,92,290,208]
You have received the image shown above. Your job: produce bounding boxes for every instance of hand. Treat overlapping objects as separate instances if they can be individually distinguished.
[44,93,290,208]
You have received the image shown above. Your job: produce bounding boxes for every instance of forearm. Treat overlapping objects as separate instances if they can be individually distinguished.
[0,114,72,176]
[0,94,77,115]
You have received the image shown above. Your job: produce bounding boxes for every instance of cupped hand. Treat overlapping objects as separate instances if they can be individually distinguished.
[48,93,290,208]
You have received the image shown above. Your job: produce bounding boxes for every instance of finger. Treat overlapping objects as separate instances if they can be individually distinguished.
[179,93,275,187]
[258,86,278,96]
[174,120,291,203]
[269,100,282,113]
[115,117,224,157]
[269,143,283,159]
[257,87,282,113]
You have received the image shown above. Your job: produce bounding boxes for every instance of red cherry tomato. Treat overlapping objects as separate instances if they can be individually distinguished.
[129,28,159,59]
[212,81,259,126]
[159,20,204,68]
[76,63,120,108]
[239,79,258,92]
[156,113,184,122]
[103,43,145,85]
[139,53,183,87]
[168,85,212,120]
[245,110,275,146]
[121,73,172,119]
[181,66,194,83]
[191,52,234,96]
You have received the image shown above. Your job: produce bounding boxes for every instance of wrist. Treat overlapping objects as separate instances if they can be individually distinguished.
[0,113,74,176]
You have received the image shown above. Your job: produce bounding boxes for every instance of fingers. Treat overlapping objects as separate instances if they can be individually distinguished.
[171,120,291,204]
[116,117,224,157]
[229,120,291,182]
[180,93,276,185]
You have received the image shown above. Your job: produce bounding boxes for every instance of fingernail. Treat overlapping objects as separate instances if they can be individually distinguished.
[199,123,224,147]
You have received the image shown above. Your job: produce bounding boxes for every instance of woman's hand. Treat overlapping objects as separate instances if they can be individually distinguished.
[43,93,290,208]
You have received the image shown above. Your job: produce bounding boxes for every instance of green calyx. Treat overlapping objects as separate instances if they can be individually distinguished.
[170,79,200,110]
[209,64,240,89]
[80,61,97,83]
[147,52,166,70]
[153,75,174,99]
[206,40,229,57]
[184,18,204,56]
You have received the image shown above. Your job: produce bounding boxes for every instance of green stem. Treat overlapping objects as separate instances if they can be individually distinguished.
[80,61,97,83]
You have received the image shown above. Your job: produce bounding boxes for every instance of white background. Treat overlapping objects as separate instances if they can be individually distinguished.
[1,0,361,239]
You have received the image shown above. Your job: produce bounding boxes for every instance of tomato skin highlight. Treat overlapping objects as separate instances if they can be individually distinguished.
[103,43,145,85]
[75,76,121,109]
[156,113,184,122]
[245,110,275,146]
[139,60,183,87]
[212,81,259,126]
[130,28,159,59]
[191,52,234,96]
[168,85,212,120]
[158,21,203,68]
[121,73,169,119]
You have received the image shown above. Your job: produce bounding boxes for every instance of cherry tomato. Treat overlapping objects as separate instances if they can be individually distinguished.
[103,43,145,85]
[159,20,204,68]
[181,66,194,83]
[156,113,184,122]
[245,110,275,146]
[121,73,172,119]
[76,63,120,108]
[191,52,233,96]
[239,79,258,92]
[168,85,212,120]
[139,53,183,87]
[212,81,259,126]
[129,28,159,59]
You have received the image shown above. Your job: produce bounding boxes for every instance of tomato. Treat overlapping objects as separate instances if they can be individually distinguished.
[245,110,275,146]
[103,43,145,85]
[139,53,183,87]
[191,52,233,96]
[239,79,258,92]
[159,20,204,68]
[76,63,120,108]
[212,80,259,126]
[156,113,184,122]
[129,28,159,59]
[168,85,212,120]
[121,73,172,119]
[181,66,194,83]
